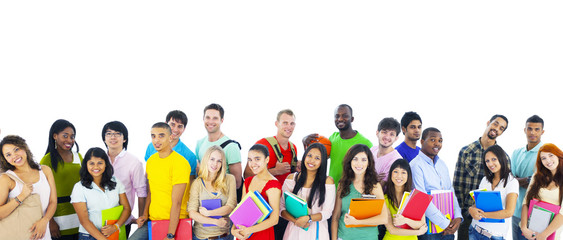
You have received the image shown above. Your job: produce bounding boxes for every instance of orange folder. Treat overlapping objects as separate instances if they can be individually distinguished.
[105,220,119,240]
[346,198,385,228]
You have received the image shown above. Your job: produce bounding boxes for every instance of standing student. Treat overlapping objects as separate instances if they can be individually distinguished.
[280,143,336,240]
[232,144,281,240]
[70,147,131,240]
[188,146,237,240]
[410,127,462,240]
[467,145,518,240]
[520,143,563,240]
[331,144,388,240]
[144,110,198,183]
[454,114,508,240]
[382,159,428,240]
[195,103,243,199]
[129,122,191,240]
[40,119,83,240]
[511,115,545,240]
[395,112,422,162]
[371,117,402,183]
[101,121,147,237]
[1,135,58,240]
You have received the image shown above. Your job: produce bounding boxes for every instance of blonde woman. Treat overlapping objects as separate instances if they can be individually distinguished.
[188,146,237,240]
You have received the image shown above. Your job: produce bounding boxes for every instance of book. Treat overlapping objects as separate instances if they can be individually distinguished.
[284,191,310,230]
[527,198,562,240]
[249,191,273,223]
[396,191,411,215]
[148,218,192,240]
[528,205,554,233]
[427,190,455,234]
[229,192,264,229]
[346,198,385,228]
[397,189,433,229]
[474,191,504,223]
[101,205,126,240]
[201,199,222,227]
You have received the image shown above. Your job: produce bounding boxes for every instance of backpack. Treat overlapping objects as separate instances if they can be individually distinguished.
[265,137,298,169]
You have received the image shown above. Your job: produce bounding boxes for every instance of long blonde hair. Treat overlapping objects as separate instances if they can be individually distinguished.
[198,145,228,195]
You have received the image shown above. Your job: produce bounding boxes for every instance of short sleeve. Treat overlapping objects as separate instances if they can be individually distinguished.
[224,144,242,165]
[264,179,282,192]
[506,176,519,195]
[115,178,126,194]
[70,182,86,203]
[172,155,190,185]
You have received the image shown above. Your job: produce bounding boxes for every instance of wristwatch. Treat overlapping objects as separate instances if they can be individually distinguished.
[166,233,175,239]
[307,215,312,224]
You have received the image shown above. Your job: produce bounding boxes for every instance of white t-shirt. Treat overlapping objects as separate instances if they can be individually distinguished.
[471,175,519,238]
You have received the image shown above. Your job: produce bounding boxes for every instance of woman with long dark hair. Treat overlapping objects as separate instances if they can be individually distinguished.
[381,159,427,240]
[331,144,388,240]
[70,147,131,240]
[40,119,83,240]
[520,143,563,240]
[280,143,335,239]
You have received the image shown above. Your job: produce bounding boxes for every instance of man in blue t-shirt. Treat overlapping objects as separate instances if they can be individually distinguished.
[144,110,197,183]
[395,111,422,162]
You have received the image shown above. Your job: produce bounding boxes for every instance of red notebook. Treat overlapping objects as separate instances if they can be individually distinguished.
[397,189,433,229]
[148,218,192,240]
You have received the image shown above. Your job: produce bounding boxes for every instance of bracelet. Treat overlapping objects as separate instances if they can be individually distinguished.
[114,224,120,232]
[14,196,23,205]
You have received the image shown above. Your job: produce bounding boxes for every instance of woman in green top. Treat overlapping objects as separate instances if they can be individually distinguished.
[40,119,82,240]
[331,144,389,240]
[382,159,427,240]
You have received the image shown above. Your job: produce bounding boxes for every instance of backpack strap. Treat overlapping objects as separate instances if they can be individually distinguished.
[265,137,298,168]
[220,139,241,150]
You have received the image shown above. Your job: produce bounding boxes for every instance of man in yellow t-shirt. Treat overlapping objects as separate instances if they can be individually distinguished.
[129,122,191,240]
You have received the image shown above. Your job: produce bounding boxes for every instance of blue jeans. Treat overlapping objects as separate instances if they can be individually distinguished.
[78,233,96,240]
[192,233,233,240]
[512,216,527,240]
[418,233,455,240]
[128,223,149,240]
[468,225,504,240]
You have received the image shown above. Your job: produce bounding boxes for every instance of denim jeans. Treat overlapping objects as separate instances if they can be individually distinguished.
[128,223,149,240]
[192,233,233,240]
[512,216,527,240]
[418,233,455,240]
[468,225,504,240]
[78,233,97,240]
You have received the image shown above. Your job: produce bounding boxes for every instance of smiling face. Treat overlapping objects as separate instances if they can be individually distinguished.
[53,127,75,151]
[484,151,501,175]
[304,148,322,172]
[87,156,106,179]
[151,127,172,152]
[390,167,408,188]
[351,151,369,176]
[485,117,507,140]
[420,131,442,159]
[276,113,296,139]
[207,150,223,175]
[204,109,223,134]
[377,129,399,148]
[540,151,559,174]
[247,150,269,175]
[104,129,125,150]
[2,144,27,168]
[334,106,353,131]
[167,118,185,141]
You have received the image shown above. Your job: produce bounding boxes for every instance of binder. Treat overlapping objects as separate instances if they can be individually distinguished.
[397,189,433,229]
[346,198,385,228]
[284,191,310,230]
[201,199,222,227]
[528,205,554,233]
[427,190,455,234]
[148,218,192,240]
[101,205,126,240]
[229,192,265,229]
[527,198,562,240]
[249,191,273,223]
[474,191,504,223]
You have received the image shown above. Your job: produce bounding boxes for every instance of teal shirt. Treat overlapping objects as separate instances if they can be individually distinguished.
[511,142,542,218]
[329,131,372,187]
[195,135,241,173]
[338,184,379,240]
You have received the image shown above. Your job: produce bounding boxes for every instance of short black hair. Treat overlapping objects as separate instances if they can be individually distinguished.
[526,115,544,128]
[166,110,188,126]
[337,104,353,117]
[152,122,171,134]
[102,121,129,149]
[204,103,225,119]
[489,114,509,131]
[378,117,401,135]
[421,127,441,140]
[400,112,422,132]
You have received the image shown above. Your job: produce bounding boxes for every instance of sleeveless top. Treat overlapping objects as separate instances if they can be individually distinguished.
[7,169,51,240]
[242,175,281,240]
[337,184,380,240]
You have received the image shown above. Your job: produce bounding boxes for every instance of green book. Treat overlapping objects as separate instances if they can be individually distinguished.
[101,205,126,240]
[284,191,310,231]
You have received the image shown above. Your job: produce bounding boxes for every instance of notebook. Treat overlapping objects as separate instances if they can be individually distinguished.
[474,191,504,223]
[397,189,433,229]
[249,191,273,223]
[284,191,310,230]
[229,192,264,229]
[148,218,192,240]
[101,205,126,240]
[528,205,554,233]
[346,198,385,227]
[527,198,562,240]
[201,199,222,227]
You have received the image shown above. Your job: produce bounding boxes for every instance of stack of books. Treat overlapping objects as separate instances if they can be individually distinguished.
[527,198,561,240]
[427,190,455,234]
[395,189,433,229]
[229,191,273,231]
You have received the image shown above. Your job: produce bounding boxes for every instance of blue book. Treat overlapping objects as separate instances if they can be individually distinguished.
[201,199,222,227]
[474,191,504,223]
[251,191,273,222]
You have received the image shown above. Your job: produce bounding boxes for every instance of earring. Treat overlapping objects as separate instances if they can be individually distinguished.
[54,140,57,149]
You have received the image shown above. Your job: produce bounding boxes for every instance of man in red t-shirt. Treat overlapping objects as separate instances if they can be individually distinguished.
[243,109,298,185]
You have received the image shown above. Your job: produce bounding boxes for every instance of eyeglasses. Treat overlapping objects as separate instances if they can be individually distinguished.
[105,132,123,138]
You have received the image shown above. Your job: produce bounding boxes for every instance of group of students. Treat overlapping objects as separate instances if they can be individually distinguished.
[0,104,562,240]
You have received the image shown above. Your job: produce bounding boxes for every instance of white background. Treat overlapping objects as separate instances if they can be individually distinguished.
[1,0,562,237]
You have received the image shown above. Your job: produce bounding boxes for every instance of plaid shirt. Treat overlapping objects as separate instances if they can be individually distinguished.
[453,138,508,217]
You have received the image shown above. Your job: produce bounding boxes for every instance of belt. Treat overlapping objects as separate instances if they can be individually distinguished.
[208,233,228,240]
[472,224,500,239]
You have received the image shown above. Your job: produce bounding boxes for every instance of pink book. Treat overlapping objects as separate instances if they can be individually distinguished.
[229,195,264,229]
[527,198,562,240]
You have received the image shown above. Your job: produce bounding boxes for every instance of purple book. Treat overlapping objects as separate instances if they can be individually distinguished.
[202,199,222,227]
[229,195,263,229]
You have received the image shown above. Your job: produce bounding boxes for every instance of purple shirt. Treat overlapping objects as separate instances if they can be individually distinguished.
[370,146,402,182]
[108,149,147,224]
